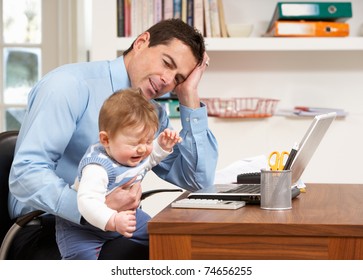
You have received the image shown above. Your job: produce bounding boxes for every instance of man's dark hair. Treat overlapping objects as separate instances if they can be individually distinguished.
[123,19,205,66]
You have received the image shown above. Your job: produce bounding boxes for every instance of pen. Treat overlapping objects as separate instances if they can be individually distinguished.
[284,142,299,170]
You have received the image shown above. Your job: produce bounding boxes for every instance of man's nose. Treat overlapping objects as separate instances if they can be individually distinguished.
[161,69,175,86]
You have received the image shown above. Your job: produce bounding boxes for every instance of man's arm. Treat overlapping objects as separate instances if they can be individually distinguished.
[9,72,84,223]
[153,104,218,191]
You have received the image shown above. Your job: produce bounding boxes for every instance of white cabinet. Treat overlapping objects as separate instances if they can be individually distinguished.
[88,0,363,216]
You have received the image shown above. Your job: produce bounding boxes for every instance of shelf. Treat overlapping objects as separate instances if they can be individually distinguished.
[116,37,363,52]
[205,37,363,51]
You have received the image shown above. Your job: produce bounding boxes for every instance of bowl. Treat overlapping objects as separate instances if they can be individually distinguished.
[226,23,253,37]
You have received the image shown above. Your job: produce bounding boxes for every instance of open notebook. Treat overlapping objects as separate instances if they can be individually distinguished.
[188,112,337,203]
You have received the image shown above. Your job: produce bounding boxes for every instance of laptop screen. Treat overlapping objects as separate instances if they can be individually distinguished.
[290,112,336,185]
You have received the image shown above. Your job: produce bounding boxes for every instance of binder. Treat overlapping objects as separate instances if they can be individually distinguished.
[203,0,212,37]
[264,21,349,37]
[267,2,353,32]
[173,0,182,19]
[116,0,124,37]
[217,0,228,37]
[163,0,174,20]
[209,0,221,37]
[194,0,204,35]
[270,2,352,21]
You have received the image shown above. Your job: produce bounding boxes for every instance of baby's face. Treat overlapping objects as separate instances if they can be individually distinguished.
[107,126,155,167]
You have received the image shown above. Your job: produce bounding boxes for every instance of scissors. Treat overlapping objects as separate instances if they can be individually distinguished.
[268,151,290,171]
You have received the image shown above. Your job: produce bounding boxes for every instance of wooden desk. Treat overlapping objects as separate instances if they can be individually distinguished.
[148,184,363,260]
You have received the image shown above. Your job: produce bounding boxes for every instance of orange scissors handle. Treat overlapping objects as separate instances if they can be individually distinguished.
[268,151,290,171]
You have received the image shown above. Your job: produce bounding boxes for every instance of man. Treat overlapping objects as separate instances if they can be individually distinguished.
[8,19,218,259]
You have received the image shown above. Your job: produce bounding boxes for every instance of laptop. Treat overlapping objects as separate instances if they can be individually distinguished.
[188,112,337,203]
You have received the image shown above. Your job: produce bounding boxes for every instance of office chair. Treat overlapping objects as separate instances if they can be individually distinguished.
[0,130,182,260]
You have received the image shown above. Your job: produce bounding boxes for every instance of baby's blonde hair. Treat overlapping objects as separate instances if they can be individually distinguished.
[99,88,159,138]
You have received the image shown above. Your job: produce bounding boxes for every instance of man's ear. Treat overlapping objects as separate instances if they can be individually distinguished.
[133,32,150,50]
[99,131,110,147]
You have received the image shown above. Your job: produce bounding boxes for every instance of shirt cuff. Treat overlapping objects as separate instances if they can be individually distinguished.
[179,103,209,133]
[58,186,81,224]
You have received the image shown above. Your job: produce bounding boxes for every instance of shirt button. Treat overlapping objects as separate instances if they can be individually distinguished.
[193,118,198,123]
[186,117,190,122]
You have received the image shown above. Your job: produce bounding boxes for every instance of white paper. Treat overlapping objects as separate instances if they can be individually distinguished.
[214,155,269,184]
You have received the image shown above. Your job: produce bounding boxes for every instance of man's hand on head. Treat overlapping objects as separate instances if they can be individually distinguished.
[173,52,210,109]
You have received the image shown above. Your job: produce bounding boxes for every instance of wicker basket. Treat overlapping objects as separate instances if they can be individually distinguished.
[201,97,279,118]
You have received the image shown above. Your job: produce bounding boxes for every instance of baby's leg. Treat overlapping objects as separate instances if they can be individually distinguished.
[56,216,117,260]
[127,208,151,246]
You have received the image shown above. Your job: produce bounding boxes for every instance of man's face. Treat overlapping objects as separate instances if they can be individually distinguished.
[127,36,197,100]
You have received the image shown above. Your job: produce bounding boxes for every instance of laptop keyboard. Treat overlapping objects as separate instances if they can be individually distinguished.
[223,184,261,194]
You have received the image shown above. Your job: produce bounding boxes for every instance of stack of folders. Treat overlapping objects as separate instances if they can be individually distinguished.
[264,2,352,37]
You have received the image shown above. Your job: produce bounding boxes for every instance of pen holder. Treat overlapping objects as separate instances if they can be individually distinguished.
[260,169,292,210]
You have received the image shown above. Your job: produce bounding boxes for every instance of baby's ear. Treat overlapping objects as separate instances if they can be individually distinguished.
[99,131,110,146]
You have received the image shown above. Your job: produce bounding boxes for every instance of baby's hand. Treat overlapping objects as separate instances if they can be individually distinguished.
[113,210,136,237]
[158,128,182,152]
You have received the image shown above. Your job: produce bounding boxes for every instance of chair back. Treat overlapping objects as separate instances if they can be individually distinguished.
[0,131,18,243]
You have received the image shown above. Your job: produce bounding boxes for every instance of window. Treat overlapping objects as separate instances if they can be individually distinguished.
[0,0,77,132]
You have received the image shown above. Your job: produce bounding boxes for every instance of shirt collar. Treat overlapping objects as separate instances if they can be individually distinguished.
[109,56,131,92]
